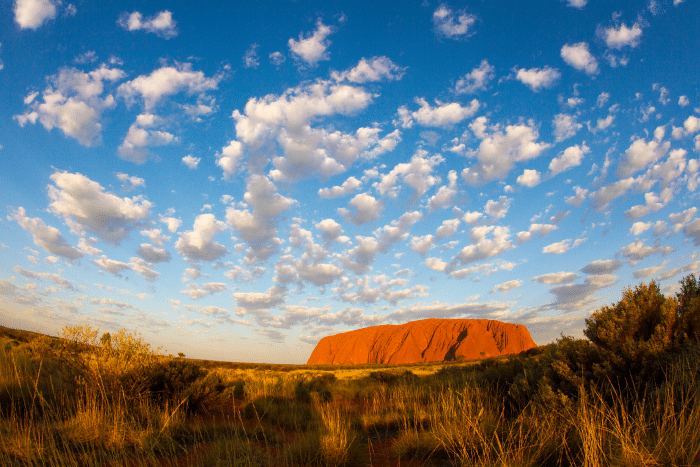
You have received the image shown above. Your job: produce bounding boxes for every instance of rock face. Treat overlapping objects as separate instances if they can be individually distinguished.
[307,319,537,365]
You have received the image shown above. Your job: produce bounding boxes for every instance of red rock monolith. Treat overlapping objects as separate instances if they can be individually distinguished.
[306,318,537,365]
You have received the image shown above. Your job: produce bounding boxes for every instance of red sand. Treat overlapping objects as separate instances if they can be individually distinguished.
[306,318,537,365]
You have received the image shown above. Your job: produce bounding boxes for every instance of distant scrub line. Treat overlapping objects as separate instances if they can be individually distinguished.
[0,274,699,466]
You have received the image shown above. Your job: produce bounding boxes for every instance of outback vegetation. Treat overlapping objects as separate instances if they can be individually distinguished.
[1,274,699,466]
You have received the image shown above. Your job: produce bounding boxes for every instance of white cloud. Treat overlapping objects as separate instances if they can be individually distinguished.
[428,170,458,212]
[494,280,522,293]
[316,219,343,243]
[678,95,689,107]
[589,177,636,211]
[432,5,477,39]
[318,176,361,199]
[561,42,599,75]
[269,51,286,66]
[409,235,435,256]
[532,271,578,284]
[118,64,219,111]
[543,238,586,254]
[515,66,561,92]
[118,114,177,164]
[216,140,243,178]
[182,155,200,169]
[288,20,333,66]
[566,0,587,8]
[396,98,479,128]
[230,79,384,182]
[13,266,73,289]
[630,222,652,235]
[549,144,589,175]
[10,207,84,260]
[14,0,57,29]
[226,175,296,263]
[580,259,623,275]
[375,151,444,201]
[337,192,383,226]
[233,285,285,311]
[136,244,171,263]
[435,218,461,239]
[118,11,178,39]
[243,44,259,69]
[175,214,228,262]
[454,225,512,266]
[516,169,541,187]
[552,113,583,142]
[115,172,145,192]
[517,223,558,243]
[331,56,405,83]
[48,171,151,245]
[602,23,643,49]
[454,60,495,94]
[619,239,674,264]
[462,117,551,184]
[624,188,673,221]
[684,219,700,246]
[15,65,124,146]
[616,138,670,178]
[91,255,131,276]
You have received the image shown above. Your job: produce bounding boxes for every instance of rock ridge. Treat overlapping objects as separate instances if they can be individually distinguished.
[306,318,537,365]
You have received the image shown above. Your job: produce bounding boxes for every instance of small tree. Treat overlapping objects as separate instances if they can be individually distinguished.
[674,274,700,345]
[584,280,677,377]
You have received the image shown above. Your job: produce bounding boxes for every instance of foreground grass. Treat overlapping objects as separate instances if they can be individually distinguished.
[1,325,699,466]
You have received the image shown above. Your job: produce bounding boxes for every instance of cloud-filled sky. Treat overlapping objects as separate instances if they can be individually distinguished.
[1,0,699,363]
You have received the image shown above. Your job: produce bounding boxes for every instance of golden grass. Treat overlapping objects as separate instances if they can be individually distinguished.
[2,325,700,466]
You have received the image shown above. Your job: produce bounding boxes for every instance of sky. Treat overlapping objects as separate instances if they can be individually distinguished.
[1,0,699,364]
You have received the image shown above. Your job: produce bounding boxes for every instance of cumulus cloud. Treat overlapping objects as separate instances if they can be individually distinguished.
[118,10,178,39]
[10,207,83,260]
[532,271,578,285]
[243,43,259,69]
[462,116,551,184]
[549,144,589,175]
[117,10,178,39]
[337,192,383,226]
[561,42,598,75]
[175,214,228,262]
[517,223,558,243]
[118,113,177,164]
[493,280,522,293]
[375,151,444,201]
[396,98,479,128]
[552,113,583,142]
[428,170,458,212]
[15,65,124,146]
[331,56,405,83]
[624,189,673,221]
[543,274,618,313]
[453,225,512,267]
[229,79,392,182]
[91,255,131,276]
[226,175,296,263]
[182,155,200,169]
[233,285,286,311]
[616,138,670,178]
[565,0,588,9]
[14,0,57,29]
[602,23,643,49]
[316,219,343,243]
[543,238,586,254]
[115,172,145,192]
[181,282,229,300]
[48,171,151,245]
[318,176,361,199]
[515,66,560,92]
[454,60,495,94]
[516,169,541,187]
[432,5,477,39]
[136,244,171,263]
[619,239,674,264]
[288,20,333,66]
[118,64,219,111]
[589,177,636,211]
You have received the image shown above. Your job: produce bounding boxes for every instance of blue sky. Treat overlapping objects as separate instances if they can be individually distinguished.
[1,0,699,364]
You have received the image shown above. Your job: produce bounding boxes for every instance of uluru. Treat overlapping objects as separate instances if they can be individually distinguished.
[307,319,537,365]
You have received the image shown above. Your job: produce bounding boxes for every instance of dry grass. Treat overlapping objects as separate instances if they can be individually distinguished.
[2,325,700,467]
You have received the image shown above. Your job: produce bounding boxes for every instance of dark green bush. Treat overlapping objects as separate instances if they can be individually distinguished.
[147,358,204,403]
